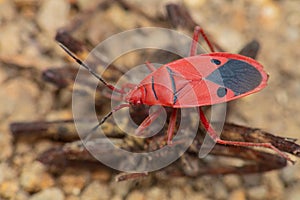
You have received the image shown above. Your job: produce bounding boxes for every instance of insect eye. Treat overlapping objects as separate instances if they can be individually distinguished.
[217,87,227,97]
[211,59,221,65]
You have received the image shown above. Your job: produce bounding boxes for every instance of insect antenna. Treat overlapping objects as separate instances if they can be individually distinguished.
[83,103,131,142]
[58,43,124,93]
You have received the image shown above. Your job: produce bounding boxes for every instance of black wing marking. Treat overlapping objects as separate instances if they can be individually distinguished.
[151,76,159,100]
[166,66,178,104]
[205,59,262,95]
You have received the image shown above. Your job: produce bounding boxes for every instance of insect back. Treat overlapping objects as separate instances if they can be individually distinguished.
[170,52,269,107]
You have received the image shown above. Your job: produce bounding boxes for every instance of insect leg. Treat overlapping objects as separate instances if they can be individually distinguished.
[135,106,164,136]
[145,61,156,72]
[167,108,178,145]
[189,26,215,56]
[198,108,295,163]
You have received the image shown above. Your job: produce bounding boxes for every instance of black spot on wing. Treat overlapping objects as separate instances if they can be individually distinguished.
[217,87,227,97]
[205,59,262,95]
[211,59,221,65]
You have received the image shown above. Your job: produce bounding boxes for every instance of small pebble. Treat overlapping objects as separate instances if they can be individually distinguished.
[213,26,245,52]
[110,180,132,198]
[263,171,284,199]
[0,131,12,160]
[111,195,123,200]
[107,4,146,29]
[223,174,242,190]
[29,187,65,200]
[0,66,7,84]
[76,0,98,10]
[183,0,207,9]
[0,0,16,21]
[15,190,30,200]
[0,179,19,199]
[86,12,117,44]
[34,140,55,155]
[145,187,168,200]
[286,182,300,200]
[37,0,70,35]
[242,174,262,187]
[0,163,17,182]
[91,168,112,182]
[13,140,36,168]
[0,23,21,55]
[247,185,268,200]
[212,180,228,200]
[169,187,185,200]
[36,90,54,116]
[0,78,39,121]
[167,177,188,187]
[20,162,55,192]
[126,190,145,200]
[185,191,208,200]
[59,171,89,195]
[15,140,32,155]
[259,0,280,29]
[280,164,300,184]
[193,176,214,195]
[46,109,73,121]
[81,181,111,200]
[228,188,246,200]
[65,195,80,200]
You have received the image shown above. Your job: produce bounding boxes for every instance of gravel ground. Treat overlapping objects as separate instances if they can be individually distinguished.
[1,0,300,200]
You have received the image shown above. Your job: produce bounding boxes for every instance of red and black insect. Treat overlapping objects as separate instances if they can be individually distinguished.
[59,26,293,163]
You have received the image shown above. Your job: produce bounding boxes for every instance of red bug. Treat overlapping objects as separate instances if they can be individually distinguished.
[59,26,293,163]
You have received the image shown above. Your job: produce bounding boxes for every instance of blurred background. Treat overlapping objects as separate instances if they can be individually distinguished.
[0,0,300,199]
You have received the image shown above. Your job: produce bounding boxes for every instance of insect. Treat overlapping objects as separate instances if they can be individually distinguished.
[59,26,293,163]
